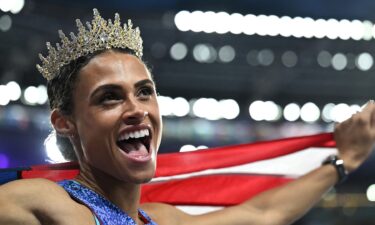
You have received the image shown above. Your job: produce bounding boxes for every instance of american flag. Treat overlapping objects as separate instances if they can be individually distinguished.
[0,133,336,214]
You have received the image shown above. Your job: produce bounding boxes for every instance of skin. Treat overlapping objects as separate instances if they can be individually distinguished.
[0,51,375,225]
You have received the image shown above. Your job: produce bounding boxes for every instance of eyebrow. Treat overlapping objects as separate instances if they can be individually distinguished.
[90,79,155,99]
[134,79,155,89]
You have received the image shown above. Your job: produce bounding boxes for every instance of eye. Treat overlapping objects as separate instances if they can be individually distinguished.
[99,91,122,104]
[138,86,155,99]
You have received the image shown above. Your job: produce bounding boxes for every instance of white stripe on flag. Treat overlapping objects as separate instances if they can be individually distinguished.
[173,147,337,215]
[152,147,337,182]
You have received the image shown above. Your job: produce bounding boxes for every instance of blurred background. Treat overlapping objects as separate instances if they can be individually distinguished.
[0,0,375,224]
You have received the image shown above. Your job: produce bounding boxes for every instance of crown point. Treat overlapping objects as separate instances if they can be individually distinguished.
[36,64,44,74]
[38,53,46,61]
[70,32,77,41]
[58,30,66,38]
[127,19,133,28]
[76,19,84,29]
[85,21,92,31]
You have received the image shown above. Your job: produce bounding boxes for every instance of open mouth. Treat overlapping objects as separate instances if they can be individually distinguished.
[116,128,152,157]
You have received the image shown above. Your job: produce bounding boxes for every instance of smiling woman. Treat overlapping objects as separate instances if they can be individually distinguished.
[59,51,161,185]
[46,48,156,162]
[0,8,375,225]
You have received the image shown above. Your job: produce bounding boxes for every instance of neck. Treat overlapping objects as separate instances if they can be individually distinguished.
[75,163,143,224]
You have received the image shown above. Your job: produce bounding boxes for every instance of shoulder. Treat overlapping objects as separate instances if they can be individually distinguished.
[0,178,68,192]
[141,202,191,225]
[0,179,91,224]
[0,178,70,206]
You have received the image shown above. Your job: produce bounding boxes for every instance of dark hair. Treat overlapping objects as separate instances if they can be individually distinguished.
[47,48,137,161]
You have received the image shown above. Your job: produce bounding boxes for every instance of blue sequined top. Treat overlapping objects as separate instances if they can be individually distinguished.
[58,180,157,225]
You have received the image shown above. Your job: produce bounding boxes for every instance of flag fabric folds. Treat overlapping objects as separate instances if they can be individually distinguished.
[0,133,336,207]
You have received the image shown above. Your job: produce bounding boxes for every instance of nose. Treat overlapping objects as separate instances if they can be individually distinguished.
[121,98,148,125]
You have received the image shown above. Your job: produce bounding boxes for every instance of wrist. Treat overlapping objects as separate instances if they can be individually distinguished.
[338,155,361,173]
[322,155,349,185]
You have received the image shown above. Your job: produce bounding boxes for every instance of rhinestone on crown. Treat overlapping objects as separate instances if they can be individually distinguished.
[36,8,143,80]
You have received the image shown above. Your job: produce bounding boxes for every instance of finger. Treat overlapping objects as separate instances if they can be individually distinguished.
[362,99,374,111]
[370,103,375,131]
[357,100,375,124]
[368,100,375,121]
[337,100,374,130]
[372,110,375,125]
[364,100,375,128]
[363,99,375,110]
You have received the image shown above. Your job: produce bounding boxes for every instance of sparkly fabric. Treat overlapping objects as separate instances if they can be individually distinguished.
[58,180,157,225]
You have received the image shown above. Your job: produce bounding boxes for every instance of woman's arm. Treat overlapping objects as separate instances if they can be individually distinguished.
[0,180,43,225]
[234,101,375,225]
[151,102,375,225]
[0,179,83,225]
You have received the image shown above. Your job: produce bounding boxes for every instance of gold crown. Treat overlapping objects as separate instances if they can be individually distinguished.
[36,8,143,80]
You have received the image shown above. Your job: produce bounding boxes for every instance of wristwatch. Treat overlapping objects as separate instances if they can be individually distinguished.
[322,155,348,185]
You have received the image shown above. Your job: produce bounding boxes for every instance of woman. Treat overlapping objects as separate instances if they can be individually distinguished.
[0,9,374,225]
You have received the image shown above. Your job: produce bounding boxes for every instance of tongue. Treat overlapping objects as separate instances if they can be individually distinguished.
[119,140,148,157]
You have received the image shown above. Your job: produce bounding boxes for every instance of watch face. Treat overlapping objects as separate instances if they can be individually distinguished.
[336,159,344,166]
[323,155,338,165]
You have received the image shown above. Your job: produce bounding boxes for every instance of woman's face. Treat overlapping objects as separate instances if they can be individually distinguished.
[70,51,162,184]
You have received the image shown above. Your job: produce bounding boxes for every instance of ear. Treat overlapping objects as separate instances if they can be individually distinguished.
[50,109,76,137]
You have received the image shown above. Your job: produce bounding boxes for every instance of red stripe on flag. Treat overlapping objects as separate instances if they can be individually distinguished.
[156,133,334,177]
[141,174,292,206]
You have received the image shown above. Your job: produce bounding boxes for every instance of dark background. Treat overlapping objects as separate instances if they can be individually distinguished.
[0,0,374,224]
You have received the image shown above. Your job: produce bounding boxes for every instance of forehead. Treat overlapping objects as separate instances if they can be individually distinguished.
[77,51,152,88]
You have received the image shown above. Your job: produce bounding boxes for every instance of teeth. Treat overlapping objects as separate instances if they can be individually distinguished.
[118,129,150,141]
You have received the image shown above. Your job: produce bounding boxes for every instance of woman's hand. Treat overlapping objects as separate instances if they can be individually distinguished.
[334,100,375,172]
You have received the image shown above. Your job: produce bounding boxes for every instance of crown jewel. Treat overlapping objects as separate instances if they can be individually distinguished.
[36,8,143,80]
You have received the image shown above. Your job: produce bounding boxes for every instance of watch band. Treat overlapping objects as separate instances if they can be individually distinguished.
[322,155,348,185]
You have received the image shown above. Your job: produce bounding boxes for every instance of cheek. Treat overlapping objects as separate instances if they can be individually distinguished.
[80,109,119,129]
[149,102,161,125]
[152,98,161,116]
[150,102,162,148]
[75,111,119,150]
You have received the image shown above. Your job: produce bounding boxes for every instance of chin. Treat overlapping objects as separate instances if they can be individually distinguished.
[134,177,153,184]
[118,168,156,185]
[125,173,154,185]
